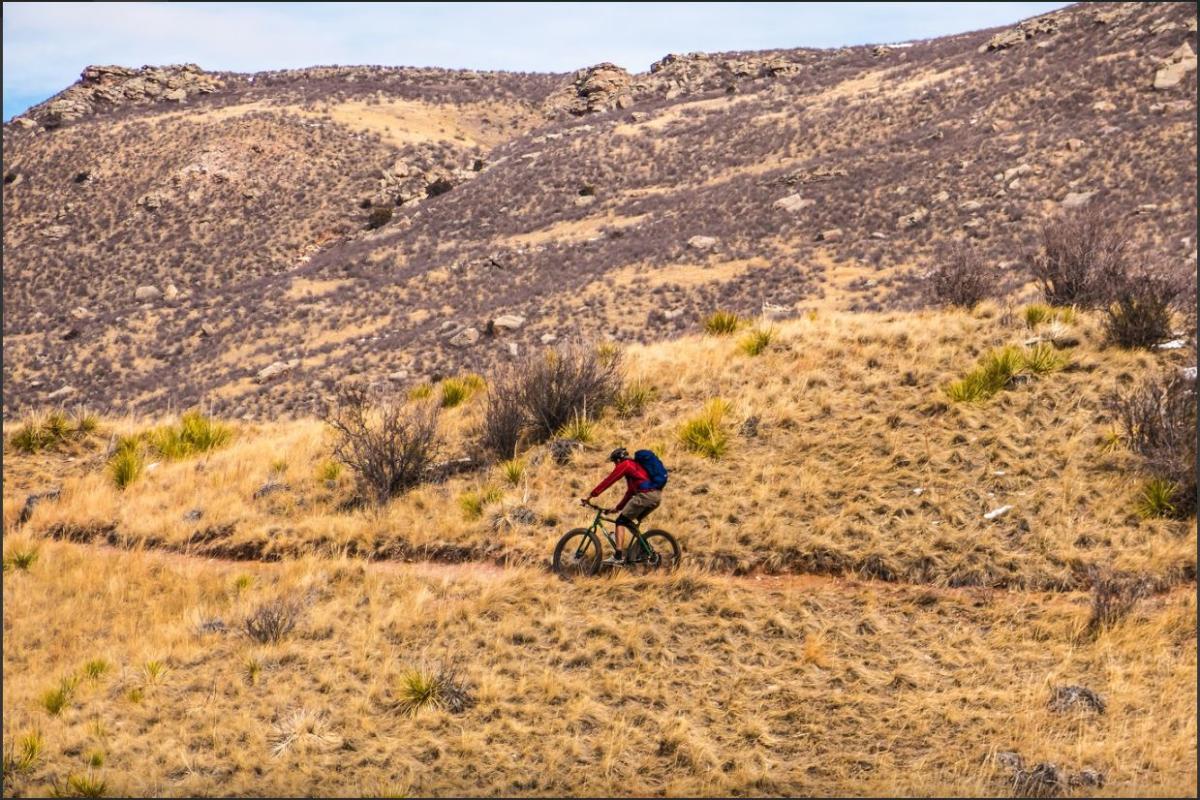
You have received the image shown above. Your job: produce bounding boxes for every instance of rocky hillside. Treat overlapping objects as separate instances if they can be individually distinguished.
[3,1,1196,419]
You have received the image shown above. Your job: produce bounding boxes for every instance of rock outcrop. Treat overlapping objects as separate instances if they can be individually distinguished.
[543,63,633,117]
[25,64,224,128]
[1154,42,1197,90]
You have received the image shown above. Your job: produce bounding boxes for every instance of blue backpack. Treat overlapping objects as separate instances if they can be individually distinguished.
[634,449,669,491]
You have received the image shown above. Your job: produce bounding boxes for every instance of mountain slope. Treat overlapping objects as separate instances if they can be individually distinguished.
[2,1,1197,419]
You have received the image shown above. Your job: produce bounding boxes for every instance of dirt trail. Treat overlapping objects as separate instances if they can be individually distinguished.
[49,537,1065,605]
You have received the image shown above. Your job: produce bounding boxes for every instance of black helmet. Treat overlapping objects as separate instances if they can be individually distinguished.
[608,447,629,463]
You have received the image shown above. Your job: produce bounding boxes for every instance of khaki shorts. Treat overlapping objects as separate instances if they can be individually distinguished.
[619,490,661,524]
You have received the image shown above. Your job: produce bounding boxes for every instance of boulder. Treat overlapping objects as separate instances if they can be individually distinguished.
[1091,99,1117,112]
[506,342,520,358]
[773,193,816,213]
[47,385,76,400]
[255,359,298,383]
[11,117,37,129]
[491,314,526,331]
[979,27,1026,53]
[448,327,480,347]
[1060,190,1096,209]
[687,235,719,250]
[387,371,409,382]
[1002,164,1032,181]
[163,88,187,102]
[163,283,179,301]
[897,207,930,229]
[135,285,162,301]
[1154,42,1197,90]
[1048,685,1106,714]
[959,199,984,212]
[816,228,843,242]
[539,333,558,345]
[1065,138,1085,151]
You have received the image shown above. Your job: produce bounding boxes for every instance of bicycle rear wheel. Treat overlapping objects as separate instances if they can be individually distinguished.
[626,529,681,574]
[552,528,603,579]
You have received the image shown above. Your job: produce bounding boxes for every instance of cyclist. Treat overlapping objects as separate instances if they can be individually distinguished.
[580,447,661,564]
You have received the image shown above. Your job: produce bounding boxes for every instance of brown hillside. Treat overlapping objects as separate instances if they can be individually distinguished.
[2,1,1197,419]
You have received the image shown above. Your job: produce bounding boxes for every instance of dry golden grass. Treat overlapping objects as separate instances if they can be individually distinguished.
[2,305,1196,796]
[1,538,1193,796]
[7,308,1193,589]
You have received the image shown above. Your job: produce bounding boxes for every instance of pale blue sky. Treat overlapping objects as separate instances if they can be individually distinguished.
[3,2,1068,120]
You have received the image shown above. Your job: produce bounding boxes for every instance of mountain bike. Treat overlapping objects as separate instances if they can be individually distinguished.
[552,499,681,579]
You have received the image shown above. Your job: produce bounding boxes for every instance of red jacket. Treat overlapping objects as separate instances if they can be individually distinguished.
[589,459,651,511]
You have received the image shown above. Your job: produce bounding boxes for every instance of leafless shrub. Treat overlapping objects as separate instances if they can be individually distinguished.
[518,343,622,441]
[322,383,441,505]
[1106,372,1196,512]
[1085,567,1151,637]
[244,596,303,644]
[929,243,994,309]
[477,344,621,459]
[476,375,531,460]
[1030,208,1130,307]
[1102,262,1193,349]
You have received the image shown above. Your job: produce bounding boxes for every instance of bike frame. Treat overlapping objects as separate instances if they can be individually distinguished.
[578,506,656,561]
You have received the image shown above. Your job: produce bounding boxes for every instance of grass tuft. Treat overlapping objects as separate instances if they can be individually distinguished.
[946,344,1068,402]
[150,411,233,460]
[459,486,504,520]
[40,676,79,716]
[83,659,110,681]
[8,408,99,453]
[316,459,342,482]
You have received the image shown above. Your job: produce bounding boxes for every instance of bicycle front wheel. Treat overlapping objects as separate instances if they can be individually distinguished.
[552,528,603,579]
[627,529,681,574]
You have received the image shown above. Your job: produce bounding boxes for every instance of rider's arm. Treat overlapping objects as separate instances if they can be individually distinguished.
[588,461,630,498]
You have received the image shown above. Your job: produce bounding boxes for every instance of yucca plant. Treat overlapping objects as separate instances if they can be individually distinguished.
[499,458,526,486]
[556,413,596,443]
[1021,342,1068,375]
[440,374,486,408]
[703,311,743,335]
[1023,304,1054,328]
[739,327,777,356]
[40,676,78,716]
[2,730,43,776]
[83,659,110,681]
[614,380,654,418]
[109,441,144,490]
[679,399,732,459]
[394,663,474,716]
[4,546,39,571]
[1135,478,1180,519]
[316,459,342,482]
[152,411,233,459]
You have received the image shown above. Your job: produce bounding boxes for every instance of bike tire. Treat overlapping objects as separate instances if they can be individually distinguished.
[627,529,682,574]
[552,528,603,579]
